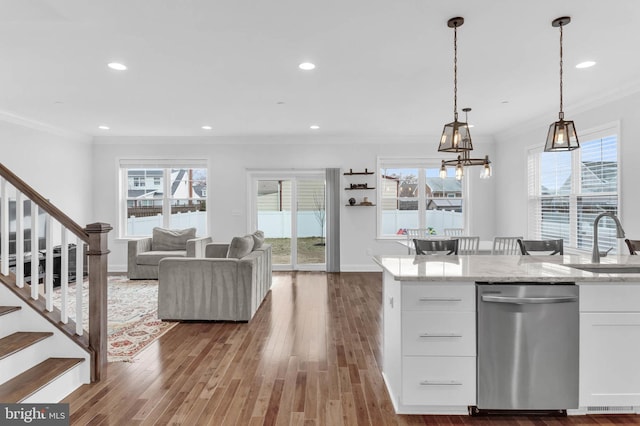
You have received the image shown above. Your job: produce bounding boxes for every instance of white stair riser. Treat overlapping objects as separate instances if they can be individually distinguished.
[0,339,51,384]
[22,363,85,404]
[0,308,24,338]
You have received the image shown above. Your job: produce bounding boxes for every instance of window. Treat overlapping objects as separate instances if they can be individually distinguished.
[527,125,619,253]
[378,158,466,237]
[119,159,208,237]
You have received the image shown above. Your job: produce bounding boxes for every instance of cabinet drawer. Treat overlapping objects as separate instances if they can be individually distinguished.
[402,356,476,406]
[402,311,475,356]
[402,284,475,311]
[580,284,640,312]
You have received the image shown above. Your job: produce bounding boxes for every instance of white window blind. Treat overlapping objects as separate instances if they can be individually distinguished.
[527,128,619,253]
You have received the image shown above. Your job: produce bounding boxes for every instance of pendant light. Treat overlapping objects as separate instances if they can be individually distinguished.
[440,108,492,180]
[545,16,580,152]
[438,17,473,153]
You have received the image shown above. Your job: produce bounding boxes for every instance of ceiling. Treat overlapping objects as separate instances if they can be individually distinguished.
[1,0,639,138]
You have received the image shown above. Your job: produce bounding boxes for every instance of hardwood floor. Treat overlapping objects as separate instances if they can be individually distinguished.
[65,272,640,425]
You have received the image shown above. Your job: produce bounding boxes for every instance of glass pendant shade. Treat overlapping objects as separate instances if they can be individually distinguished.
[545,117,579,151]
[455,160,464,180]
[439,118,473,152]
[480,156,492,179]
[439,160,447,179]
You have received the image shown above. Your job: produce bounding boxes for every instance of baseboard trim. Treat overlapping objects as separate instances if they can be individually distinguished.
[340,264,383,272]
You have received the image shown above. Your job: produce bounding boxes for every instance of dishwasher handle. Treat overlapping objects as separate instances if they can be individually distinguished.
[481,294,577,305]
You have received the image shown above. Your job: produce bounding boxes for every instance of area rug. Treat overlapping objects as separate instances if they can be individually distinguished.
[53,276,177,362]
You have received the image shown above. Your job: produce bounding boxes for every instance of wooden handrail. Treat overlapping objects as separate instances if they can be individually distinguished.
[0,163,89,243]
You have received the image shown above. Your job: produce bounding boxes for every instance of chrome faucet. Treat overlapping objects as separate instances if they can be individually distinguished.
[592,212,626,263]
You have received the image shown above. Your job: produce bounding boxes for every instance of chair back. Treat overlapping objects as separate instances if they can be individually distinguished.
[491,236,523,255]
[406,228,431,239]
[444,228,464,236]
[625,239,640,255]
[455,236,480,255]
[517,239,564,255]
[413,238,458,255]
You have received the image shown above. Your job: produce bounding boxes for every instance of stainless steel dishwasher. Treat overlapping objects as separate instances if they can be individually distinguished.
[475,283,579,413]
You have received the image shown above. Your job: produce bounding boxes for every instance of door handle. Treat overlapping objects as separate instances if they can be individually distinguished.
[481,295,577,304]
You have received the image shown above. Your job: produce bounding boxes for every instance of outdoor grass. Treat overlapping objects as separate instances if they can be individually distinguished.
[265,237,326,265]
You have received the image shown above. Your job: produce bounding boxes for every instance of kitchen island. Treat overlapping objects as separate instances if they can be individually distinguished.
[374,254,640,416]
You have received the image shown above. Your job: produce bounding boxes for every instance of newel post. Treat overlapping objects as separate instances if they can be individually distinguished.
[86,222,112,382]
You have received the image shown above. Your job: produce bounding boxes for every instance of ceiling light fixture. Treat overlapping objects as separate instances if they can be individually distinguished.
[201,125,213,130]
[438,17,472,153]
[439,108,492,180]
[98,125,110,130]
[576,60,596,69]
[310,125,320,130]
[299,62,316,71]
[545,16,580,152]
[107,62,127,71]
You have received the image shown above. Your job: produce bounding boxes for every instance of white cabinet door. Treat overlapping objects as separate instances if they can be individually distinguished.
[580,312,640,407]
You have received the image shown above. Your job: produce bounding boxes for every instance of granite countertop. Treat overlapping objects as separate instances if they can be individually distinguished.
[373,254,640,283]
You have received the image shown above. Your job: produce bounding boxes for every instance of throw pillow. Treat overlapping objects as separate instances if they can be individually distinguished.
[251,230,265,249]
[152,227,196,251]
[227,235,254,259]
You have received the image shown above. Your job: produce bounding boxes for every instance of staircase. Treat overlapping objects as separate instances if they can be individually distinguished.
[0,285,90,403]
[0,161,112,403]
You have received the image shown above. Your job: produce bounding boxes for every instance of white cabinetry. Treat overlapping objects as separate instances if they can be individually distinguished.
[579,284,640,412]
[382,274,476,414]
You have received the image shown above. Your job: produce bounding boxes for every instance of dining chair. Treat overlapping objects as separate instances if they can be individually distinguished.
[625,239,640,255]
[455,236,480,255]
[444,228,464,236]
[517,239,564,255]
[491,236,523,255]
[413,238,458,255]
[405,229,432,254]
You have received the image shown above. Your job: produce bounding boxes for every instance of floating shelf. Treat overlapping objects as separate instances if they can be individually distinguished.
[345,204,376,207]
[344,169,374,175]
[344,187,375,190]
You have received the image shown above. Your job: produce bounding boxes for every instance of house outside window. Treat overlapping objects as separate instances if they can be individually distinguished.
[527,124,619,253]
[378,158,466,238]
[119,159,208,237]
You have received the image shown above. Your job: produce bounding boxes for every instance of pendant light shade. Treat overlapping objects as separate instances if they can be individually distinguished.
[545,16,580,152]
[439,17,473,153]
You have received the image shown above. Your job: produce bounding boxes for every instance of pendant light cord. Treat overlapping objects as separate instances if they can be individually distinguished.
[453,25,458,120]
[559,23,564,119]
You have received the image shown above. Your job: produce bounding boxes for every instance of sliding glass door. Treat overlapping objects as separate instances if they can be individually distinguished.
[251,172,325,270]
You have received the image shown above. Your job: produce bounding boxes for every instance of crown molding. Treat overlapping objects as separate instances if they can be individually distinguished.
[0,110,91,144]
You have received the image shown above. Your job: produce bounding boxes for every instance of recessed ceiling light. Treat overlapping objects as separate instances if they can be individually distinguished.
[201,125,213,130]
[310,125,320,130]
[501,100,510,104]
[576,61,596,69]
[107,62,127,71]
[98,125,110,130]
[299,62,316,71]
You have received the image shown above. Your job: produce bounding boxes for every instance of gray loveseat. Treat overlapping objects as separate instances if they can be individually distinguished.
[128,227,212,279]
[157,237,272,322]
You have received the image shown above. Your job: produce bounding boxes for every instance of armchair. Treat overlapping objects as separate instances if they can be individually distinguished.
[127,227,212,279]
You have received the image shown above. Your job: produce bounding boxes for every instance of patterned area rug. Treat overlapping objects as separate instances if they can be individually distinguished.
[53,276,177,362]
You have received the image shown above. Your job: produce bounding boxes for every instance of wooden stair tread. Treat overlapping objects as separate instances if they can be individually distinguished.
[0,331,53,360]
[0,306,21,316]
[0,357,84,403]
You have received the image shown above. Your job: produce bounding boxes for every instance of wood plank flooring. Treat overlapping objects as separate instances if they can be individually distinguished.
[65,272,640,425]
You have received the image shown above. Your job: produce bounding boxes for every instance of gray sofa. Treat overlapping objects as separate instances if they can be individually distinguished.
[157,241,272,322]
[128,227,212,279]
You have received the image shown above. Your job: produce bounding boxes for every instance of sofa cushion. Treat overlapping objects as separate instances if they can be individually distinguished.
[251,230,265,249]
[137,250,186,265]
[227,235,254,259]
[152,227,196,251]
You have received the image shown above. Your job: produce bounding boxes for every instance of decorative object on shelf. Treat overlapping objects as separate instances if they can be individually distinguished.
[545,16,580,152]
[350,183,369,189]
[348,197,356,206]
[438,17,472,153]
[439,108,492,180]
[359,197,373,206]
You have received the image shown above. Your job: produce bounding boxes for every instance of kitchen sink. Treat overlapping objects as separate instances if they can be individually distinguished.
[565,264,640,274]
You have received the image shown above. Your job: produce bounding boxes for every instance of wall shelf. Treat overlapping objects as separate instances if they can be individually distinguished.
[343,169,374,176]
[344,187,376,191]
[345,204,376,207]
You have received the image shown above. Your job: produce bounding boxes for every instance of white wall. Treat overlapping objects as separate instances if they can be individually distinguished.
[92,135,497,271]
[0,117,93,227]
[494,91,640,241]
